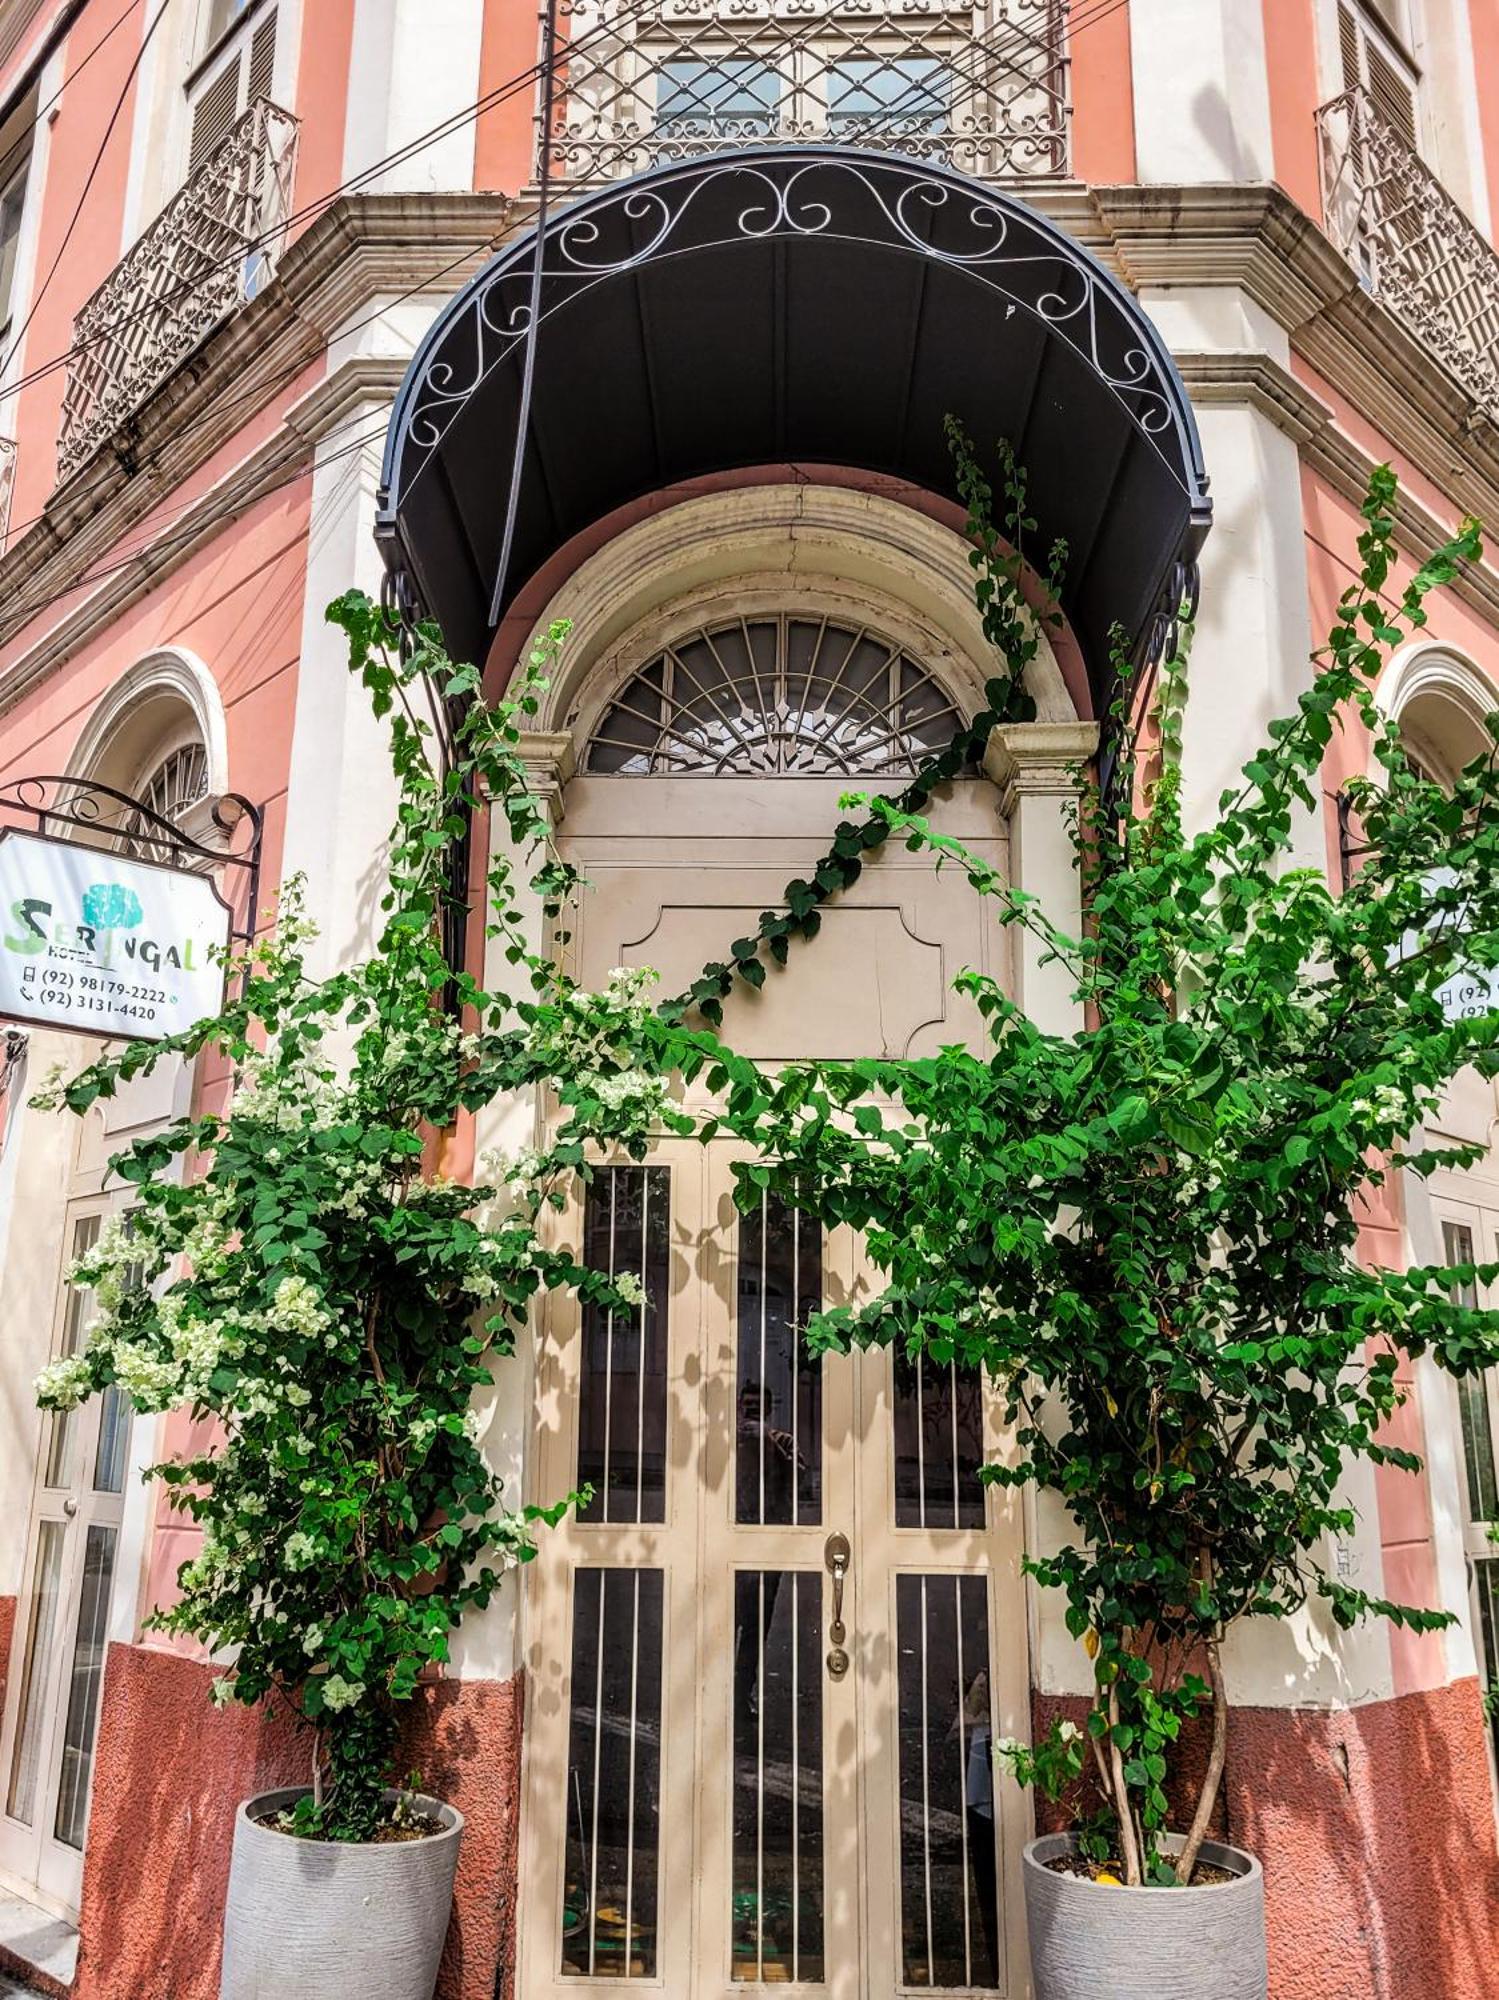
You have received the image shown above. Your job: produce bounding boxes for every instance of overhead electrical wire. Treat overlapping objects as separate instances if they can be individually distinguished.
[0,0,173,382]
[0,0,1125,419]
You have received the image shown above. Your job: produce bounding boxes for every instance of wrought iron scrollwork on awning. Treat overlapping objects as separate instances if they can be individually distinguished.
[377,143,1212,719]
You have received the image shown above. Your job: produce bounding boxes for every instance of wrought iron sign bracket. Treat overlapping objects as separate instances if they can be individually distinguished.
[0,775,266,949]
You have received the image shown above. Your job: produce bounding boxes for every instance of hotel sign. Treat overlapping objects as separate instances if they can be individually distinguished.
[0,829,230,1042]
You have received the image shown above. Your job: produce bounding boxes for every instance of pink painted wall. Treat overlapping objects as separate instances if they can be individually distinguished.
[0,467,312,1641]
[477,0,539,194]
[1299,448,1499,1693]
[1070,0,1135,186]
[286,0,357,234]
[1261,0,1324,218]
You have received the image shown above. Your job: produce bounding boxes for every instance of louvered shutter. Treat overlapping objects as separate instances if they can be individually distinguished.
[247,12,276,106]
[187,60,239,172]
[187,8,277,175]
[1337,3,1420,146]
[1338,3,1361,89]
[1366,42,1418,146]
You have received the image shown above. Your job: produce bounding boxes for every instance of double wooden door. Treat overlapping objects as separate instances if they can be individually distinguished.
[519,1143,1029,1996]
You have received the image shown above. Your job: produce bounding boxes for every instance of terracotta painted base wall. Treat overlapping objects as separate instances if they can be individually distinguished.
[71,1643,523,2000]
[1035,1677,1499,2000]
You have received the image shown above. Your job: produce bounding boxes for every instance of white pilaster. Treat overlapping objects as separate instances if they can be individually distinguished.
[280,403,398,976]
[343,0,485,194]
[983,721,1096,1036]
[1127,0,1275,185]
[1173,400,1322,866]
[451,732,573,1684]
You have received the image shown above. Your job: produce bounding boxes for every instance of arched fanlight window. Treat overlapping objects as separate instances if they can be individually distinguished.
[119,740,211,862]
[584,615,963,777]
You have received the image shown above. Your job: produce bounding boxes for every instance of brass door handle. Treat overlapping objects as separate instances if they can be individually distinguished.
[825,1532,850,1680]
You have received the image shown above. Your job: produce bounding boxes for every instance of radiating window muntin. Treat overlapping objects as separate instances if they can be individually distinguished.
[584,615,962,778]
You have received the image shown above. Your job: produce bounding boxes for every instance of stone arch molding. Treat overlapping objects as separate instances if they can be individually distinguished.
[512,485,1079,757]
[64,647,230,798]
[1376,641,1499,785]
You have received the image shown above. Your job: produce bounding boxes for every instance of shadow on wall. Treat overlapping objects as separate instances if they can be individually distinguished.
[69,1643,525,2000]
[1036,1676,1499,2000]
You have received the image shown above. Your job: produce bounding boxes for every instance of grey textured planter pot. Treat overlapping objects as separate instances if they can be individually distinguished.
[219,1787,463,2000]
[1023,1833,1267,2000]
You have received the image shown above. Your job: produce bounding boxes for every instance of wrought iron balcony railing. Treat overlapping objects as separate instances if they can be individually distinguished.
[539,0,1070,190]
[56,97,298,484]
[1317,85,1499,415]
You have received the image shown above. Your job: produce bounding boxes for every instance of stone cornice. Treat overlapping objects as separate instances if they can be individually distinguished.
[1094,181,1499,532]
[1176,348,1499,627]
[0,193,512,673]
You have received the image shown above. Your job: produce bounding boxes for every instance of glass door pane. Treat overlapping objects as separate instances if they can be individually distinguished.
[731,1568,824,1982]
[52,1525,118,1850]
[5,1521,66,1825]
[41,1215,100,1491]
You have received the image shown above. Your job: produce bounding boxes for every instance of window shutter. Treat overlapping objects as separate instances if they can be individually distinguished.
[1338,4,1362,89]
[247,11,276,106]
[188,60,239,172]
[1366,41,1418,146]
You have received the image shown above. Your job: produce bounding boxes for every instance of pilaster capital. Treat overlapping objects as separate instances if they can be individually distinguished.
[488,730,575,821]
[982,721,1099,818]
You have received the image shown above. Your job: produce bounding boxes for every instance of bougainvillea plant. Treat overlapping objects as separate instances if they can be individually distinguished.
[34,604,683,1841]
[32,428,1499,1891]
[646,442,1499,1885]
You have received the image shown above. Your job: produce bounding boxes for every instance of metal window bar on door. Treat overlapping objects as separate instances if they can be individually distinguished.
[540,0,1071,190]
[578,1167,670,1523]
[562,1566,666,1978]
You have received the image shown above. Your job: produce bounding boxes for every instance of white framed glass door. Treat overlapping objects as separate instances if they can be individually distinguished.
[518,1147,1029,1995]
[0,1205,130,1914]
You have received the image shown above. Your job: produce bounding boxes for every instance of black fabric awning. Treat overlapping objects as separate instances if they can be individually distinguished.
[376,147,1211,705]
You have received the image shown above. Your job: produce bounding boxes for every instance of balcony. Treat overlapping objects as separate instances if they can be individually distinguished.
[56,97,298,484]
[539,0,1070,191]
[1316,85,1499,416]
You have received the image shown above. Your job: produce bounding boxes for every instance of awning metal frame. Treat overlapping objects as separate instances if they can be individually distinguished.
[377,145,1212,711]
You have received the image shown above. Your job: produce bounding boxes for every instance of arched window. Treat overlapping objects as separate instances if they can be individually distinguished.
[583,614,963,777]
[119,739,211,863]
[1384,647,1496,791]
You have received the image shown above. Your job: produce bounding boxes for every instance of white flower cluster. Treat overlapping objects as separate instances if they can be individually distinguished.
[320,1674,364,1712]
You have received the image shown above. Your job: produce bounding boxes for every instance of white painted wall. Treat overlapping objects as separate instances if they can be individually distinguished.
[342,0,483,194]
[1127,0,1275,185]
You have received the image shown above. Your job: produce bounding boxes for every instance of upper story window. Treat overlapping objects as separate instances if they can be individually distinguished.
[187,0,276,175]
[0,156,28,346]
[545,1,1071,188]
[0,79,37,350]
[583,614,962,778]
[1338,0,1420,150]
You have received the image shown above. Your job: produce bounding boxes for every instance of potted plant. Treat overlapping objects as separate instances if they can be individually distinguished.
[656,442,1499,1999]
[34,603,678,2000]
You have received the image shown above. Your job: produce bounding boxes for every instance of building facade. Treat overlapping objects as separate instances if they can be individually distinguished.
[0,2,1495,1996]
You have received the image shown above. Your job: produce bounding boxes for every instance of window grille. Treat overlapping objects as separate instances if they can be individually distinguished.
[583,616,963,777]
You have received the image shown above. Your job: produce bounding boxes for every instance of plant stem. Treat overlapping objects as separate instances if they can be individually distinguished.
[1175,1633,1227,1885]
[1106,1681,1143,1886]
